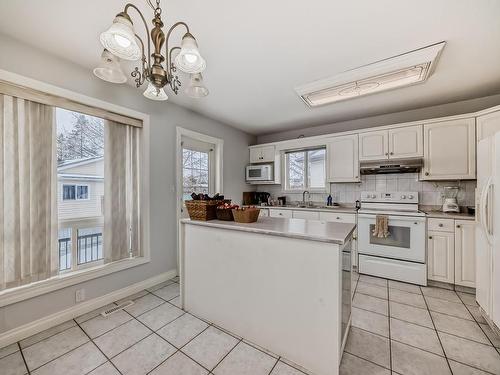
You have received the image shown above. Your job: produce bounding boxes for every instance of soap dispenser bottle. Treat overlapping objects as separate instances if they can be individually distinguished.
[327,194,333,206]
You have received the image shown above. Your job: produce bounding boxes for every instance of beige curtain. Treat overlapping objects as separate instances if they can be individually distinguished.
[104,120,141,262]
[0,94,58,291]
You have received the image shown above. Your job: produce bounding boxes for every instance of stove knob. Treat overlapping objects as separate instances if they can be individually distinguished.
[408,194,414,199]
[371,194,376,199]
[401,195,406,199]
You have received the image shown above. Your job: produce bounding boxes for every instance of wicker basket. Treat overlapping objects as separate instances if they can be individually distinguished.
[185,200,219,221]
[216,208,234,221]
[232,208,260,223]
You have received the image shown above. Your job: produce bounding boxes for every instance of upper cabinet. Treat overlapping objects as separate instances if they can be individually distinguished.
[327,134,359,182]
[359,130,388,161]
[359,125,423,161]
[477,110,500,142]
[388,125,423,159]
[249,145,275,163]
[421,118,476,180]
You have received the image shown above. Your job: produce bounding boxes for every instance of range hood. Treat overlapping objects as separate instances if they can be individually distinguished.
[360,158,423,175]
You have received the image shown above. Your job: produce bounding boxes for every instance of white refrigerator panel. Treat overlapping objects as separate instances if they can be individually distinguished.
[491,134,500,326]
[476,137,493,312]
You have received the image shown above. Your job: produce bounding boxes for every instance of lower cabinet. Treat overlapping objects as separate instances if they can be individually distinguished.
[427,231,455,283]
[292,210,320,220]
[427,218,476,287]
[454,220,476,288]
[269,209,293,218]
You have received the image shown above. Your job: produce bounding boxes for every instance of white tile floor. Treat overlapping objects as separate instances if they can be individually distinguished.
[2,274,500,375]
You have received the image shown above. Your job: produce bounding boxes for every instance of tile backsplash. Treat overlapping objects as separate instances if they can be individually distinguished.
[257,173,476,207]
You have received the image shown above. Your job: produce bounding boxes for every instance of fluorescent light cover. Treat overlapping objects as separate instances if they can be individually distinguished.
[295,42,445,107]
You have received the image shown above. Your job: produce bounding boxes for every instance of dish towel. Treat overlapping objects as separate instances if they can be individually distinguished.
[372,215,390,238]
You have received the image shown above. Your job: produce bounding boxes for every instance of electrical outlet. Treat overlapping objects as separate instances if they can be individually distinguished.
[75,288,86,303]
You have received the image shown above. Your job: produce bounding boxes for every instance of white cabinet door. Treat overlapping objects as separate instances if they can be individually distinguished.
[454,220,476,288]
[249,146,275,163]
[259,208,269,218]
[388,125,423,159]
[327,134,360,182]
[427,231,455,283]
[319,212,356,223]
[260,146,276,163]
[292,210,320,220]
[477,110,500,142]
[269,209,293,218]
[249,148,261,163]
[359,130,389,161]
[422,118,476,180]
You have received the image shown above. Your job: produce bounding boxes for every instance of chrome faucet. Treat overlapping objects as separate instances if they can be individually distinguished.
[302,190,310,206]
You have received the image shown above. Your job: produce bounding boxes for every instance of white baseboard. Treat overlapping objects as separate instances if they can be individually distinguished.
[0,269,177,348]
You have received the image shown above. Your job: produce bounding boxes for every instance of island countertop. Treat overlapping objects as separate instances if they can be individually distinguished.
[180,217,356,245]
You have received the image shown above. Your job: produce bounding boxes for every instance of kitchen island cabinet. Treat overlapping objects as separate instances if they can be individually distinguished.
[179,217,355,375]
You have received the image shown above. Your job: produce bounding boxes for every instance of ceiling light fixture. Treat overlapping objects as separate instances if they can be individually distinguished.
[93,49,127,84]
[185,73,209,98]
[295,42,445,107]
[94,0,208,101]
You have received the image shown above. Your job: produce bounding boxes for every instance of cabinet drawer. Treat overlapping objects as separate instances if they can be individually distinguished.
[269,209,293,218]
[319,212,356,223]
[427,218,454,232]
[292,210,320,220]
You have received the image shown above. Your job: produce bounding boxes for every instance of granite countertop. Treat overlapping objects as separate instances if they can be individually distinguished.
[419,205,475,221]
[180,217,356,245]
[255,204,358,214]
[422,210,476,221]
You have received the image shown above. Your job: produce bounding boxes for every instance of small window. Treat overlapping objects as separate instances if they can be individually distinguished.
[77,185,89,200]
[285,148,326,191]
[62,184,89,200]
[63,185,76,200]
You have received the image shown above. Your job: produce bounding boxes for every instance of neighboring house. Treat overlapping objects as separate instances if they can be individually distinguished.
[57,156,104,221]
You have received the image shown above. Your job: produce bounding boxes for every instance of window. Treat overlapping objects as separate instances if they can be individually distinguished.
[182,137,215,201]
[57,108,105,271]
[285,148,326,191]
[0,86,145,302]
[62,184,89,200]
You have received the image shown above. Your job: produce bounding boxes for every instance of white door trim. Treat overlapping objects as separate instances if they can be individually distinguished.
[175,127,224,268]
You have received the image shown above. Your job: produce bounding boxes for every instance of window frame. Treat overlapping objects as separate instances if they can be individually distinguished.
[0,69,151,308]
[284,147,327,193]
[181,140,216,200]
[62,184,90,201]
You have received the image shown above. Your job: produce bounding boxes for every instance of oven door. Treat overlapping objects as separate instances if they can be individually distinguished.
[358,213,425,263]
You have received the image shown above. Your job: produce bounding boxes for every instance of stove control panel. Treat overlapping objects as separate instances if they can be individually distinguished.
[361,191,419,204]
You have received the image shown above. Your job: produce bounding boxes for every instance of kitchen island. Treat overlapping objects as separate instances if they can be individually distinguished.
[179,217,355,375]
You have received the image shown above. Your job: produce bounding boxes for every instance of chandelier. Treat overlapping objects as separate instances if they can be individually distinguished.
[93,0,208,101]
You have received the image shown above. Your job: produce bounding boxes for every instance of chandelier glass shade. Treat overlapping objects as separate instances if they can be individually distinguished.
[185,73,209,98]
[143,82,168,101]
[93,49,127,83]
[95,0,208,101]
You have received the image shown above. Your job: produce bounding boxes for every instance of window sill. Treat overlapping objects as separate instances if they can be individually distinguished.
[0,256,150,308]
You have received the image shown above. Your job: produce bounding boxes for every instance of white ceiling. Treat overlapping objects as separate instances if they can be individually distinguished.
[0,0,499,135]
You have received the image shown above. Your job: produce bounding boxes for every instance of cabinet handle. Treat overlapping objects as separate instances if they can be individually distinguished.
[429,236,433,239]
[438,223,443,227]
[425,172,429,176]
[457,225,461,228]
[390,152,394,155]
[336,217,341,220]
[385,152,389,156]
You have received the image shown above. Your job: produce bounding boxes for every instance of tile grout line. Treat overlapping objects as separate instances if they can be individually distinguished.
[266,356,281,375]
[74,318,124,375]
[419,286,454,375]
[386,282,393,373]
[17,341,30,375]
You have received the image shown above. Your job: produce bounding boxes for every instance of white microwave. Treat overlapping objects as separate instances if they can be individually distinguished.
[246,164,274,183]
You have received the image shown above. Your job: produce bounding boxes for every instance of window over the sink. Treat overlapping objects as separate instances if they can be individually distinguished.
[285,147,326,191]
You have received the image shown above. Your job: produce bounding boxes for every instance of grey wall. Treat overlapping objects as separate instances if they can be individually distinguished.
[257,94,500,144]
[0,33,255,333]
